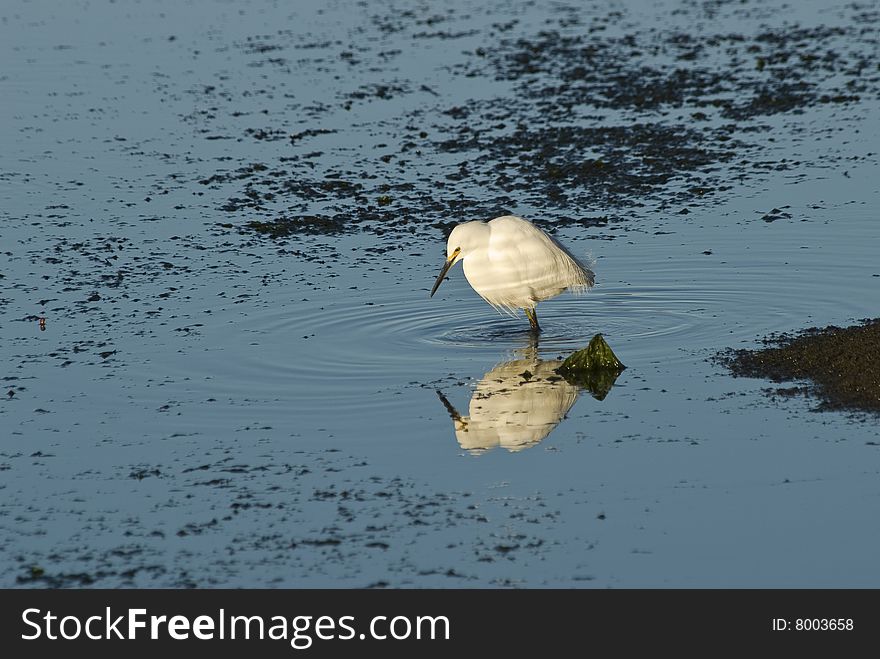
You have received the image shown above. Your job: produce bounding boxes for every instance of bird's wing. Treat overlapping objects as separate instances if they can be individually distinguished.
[486,217,594,306]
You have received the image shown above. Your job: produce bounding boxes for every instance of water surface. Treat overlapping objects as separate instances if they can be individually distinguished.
[2,0,879,587]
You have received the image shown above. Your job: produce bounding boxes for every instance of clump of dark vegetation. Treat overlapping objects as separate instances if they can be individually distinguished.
[557,334,626,401]
[487,25,872,121]
[435,122,738,210]
[213,6,876,240]
[245,215,347,237]
[718,319,880,413]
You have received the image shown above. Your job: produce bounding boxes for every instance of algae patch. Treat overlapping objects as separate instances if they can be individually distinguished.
[245,215,347,237]
[556,334,626,400]
[718,319,880,414]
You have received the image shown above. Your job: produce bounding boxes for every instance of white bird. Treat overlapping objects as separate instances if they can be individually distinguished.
[430,215,595,332]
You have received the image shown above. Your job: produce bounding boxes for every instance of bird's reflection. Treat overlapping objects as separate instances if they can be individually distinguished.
[437,342,621,455]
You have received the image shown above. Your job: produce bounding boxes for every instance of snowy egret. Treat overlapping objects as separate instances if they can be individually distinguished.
[429,215,594,332]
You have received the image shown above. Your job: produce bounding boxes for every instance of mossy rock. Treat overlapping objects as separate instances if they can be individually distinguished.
[555,334,625,400]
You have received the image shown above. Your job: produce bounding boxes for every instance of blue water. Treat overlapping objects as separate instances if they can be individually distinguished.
[1,0,879,587]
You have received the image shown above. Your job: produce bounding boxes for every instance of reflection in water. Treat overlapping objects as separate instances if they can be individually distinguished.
[437,358,576,454]
[437,344,620,454]
[437,345,621,454]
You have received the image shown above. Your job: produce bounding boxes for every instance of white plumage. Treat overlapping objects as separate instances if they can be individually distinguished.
[430,215,594,331]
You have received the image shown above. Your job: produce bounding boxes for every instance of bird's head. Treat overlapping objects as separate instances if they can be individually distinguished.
[430,222,485,297]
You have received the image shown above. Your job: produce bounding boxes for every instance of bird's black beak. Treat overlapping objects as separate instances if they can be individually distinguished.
[430,248,460,297]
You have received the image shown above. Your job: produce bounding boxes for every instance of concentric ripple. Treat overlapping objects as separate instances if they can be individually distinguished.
[160,224,877,415]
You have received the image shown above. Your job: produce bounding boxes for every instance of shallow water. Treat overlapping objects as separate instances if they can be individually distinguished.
[2,0,880,587]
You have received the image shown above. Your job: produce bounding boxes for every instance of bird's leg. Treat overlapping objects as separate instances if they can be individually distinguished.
[525,307,541,333]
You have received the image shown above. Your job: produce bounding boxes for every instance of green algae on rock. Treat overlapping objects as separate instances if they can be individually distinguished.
[556,334,626,400]
[719,319,880,414]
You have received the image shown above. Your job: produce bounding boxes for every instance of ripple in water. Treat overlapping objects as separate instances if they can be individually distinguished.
[172,241,872,410]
